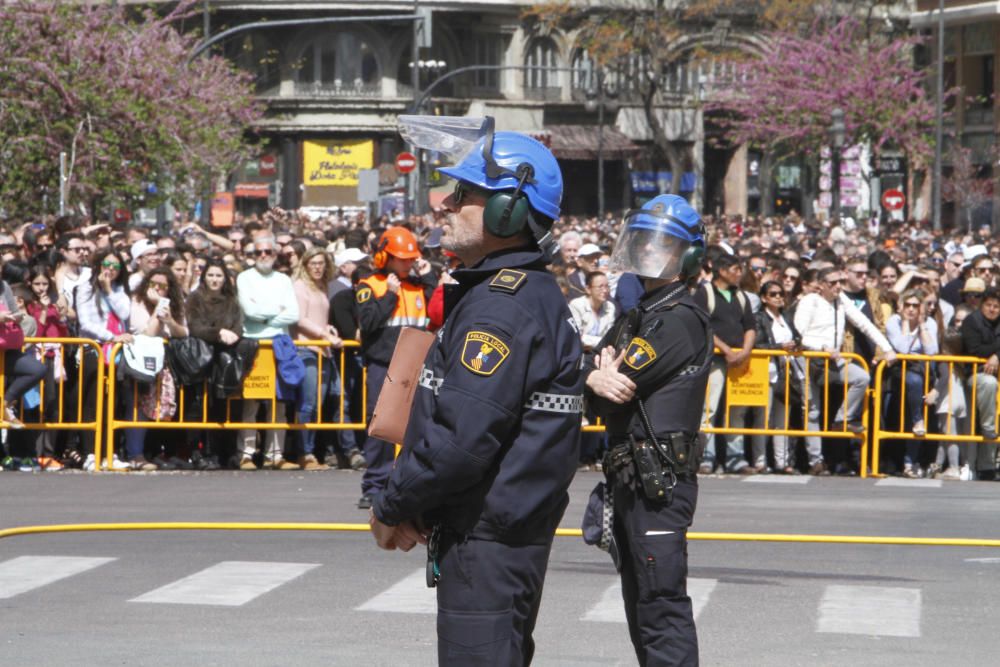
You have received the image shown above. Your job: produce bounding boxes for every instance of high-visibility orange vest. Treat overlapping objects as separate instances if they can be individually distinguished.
[358,273,430,329]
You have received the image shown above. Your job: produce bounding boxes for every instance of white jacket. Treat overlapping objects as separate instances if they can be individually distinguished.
[794,292,892,355]
[569,296,617,350]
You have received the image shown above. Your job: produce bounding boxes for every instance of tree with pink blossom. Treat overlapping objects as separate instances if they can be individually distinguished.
[707,17,938,217]
[0,0,262,218]
[942,144,996,233]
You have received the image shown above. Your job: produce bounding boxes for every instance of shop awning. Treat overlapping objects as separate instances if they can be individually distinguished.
[234,183,269,199]
[546,124,642,161]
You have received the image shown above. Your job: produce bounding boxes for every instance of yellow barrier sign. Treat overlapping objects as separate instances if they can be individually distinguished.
[303,139,373,186]
[725,356,770,407]
[243,348,276,399]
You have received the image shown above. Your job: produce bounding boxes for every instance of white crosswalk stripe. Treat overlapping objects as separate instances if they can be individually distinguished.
[816,585,922,637]
[875,478,942,488]
[0,555,116,599]
[130,560,320,607]
[356,568,436,614]
[743,475,811,484]
[581,578,718,623]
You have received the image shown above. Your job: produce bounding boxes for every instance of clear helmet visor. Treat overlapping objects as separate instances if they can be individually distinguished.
[398,115,490,162]
[608,213,691,279]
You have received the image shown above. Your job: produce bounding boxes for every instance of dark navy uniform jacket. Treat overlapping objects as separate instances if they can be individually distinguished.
[372,247,583,545]
[588,280,713,441]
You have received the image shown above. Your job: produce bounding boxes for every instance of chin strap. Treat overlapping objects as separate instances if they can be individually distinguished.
[526,211,559,263]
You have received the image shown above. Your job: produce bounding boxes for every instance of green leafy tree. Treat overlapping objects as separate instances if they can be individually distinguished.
[524,1,694,193]
[0,0,262,218]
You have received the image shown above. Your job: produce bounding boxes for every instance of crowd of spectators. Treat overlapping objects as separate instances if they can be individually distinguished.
[1,204,1000,481]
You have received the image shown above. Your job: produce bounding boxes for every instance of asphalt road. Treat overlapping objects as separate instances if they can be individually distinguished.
[2,469,999,666]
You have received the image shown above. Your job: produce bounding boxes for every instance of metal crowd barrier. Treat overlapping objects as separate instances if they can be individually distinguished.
[102,339,365,472]
[871,353,995,477]
[4,338,105,452]
[580,349,873,476]
[7,337,926,479]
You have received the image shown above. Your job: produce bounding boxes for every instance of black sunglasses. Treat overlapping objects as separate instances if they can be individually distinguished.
[452,181,489,206]
[766,291,784,298]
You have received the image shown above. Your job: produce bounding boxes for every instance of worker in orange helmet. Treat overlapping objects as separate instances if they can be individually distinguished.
[355,225,437,509]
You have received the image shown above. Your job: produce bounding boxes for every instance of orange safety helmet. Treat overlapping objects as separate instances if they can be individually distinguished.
[372,226,422,269]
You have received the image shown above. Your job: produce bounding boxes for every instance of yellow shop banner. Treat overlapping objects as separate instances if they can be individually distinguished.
[303,139,374,186]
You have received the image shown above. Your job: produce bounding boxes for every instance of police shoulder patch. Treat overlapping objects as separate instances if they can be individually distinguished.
[461,330,511,376]
[623,337,657,371]
[356,286,372,304]
[489,269,527,294]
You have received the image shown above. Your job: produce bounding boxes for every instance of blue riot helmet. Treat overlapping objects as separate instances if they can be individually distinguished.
[399,115,563,253]
[608,194,705,280]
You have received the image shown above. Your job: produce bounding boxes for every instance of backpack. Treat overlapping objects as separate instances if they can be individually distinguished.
[119,335,165,384]
[211,338,259,399]
[702,283,748,315]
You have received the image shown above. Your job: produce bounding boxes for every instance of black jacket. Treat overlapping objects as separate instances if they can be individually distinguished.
[754,308,800,350]
[961,309,1000,358]
[372,248,583,545]
[754,308,802,397]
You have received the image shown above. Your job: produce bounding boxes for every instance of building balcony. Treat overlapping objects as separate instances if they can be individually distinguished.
[259,81,384,99]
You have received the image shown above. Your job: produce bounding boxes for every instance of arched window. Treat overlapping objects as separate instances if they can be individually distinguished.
[396,43,452,96]
[525,38,560,90]
[571,48,595,92]
[224,34,280,94]
[295,32,379,91]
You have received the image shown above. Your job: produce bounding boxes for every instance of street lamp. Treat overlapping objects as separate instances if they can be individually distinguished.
[829,107,846,224]
[585,70,619,221]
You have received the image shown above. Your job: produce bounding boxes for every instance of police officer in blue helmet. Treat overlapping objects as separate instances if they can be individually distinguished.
[584,194,712,665]
[370,117,583,666]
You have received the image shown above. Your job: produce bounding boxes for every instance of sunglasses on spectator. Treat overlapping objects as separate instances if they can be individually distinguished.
[150,281,169,291]
[750,266,767,273]
[766,291,784,298]
[102,260,121,269]
[783,273,799,281]
[825,279,845,285]
[255,248,275,256]
[36,243,52,251]
[902,301,921,309]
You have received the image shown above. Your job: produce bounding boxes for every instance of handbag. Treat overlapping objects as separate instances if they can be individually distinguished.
[167,337,215,386]
[0,320,24,351]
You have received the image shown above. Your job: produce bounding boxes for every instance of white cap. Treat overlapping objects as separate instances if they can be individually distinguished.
[578,243,602,257]
[964,244,989,262]
[130,239,156,261]
[335,247,368,266]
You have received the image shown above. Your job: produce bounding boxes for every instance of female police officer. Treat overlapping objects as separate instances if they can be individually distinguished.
[369,118,583,666]
[585,194,711,666]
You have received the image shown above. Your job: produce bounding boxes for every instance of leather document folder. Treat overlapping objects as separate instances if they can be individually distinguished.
[368,327,436,444]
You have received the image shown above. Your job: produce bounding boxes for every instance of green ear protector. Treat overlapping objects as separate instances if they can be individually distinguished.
[483,163,535,238]
[680,244,706,280]
[479,122,537,238]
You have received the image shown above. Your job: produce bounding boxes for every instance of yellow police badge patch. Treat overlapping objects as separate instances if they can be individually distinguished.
[356,287,372,304]
[623,337,656,371]
[461,331,510,376]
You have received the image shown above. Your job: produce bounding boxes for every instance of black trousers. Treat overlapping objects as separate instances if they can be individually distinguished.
[612,477,699,667]
[436,536,552,667]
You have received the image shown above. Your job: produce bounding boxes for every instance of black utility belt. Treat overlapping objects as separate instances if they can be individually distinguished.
[604,434,698,505]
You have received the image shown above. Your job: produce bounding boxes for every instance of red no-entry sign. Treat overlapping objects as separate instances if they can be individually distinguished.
[395,152,417,174]
[881,189,905,211]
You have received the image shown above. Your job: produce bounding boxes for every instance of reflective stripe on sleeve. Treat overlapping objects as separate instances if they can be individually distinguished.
[524,392,584,414]
[418,367,444,395]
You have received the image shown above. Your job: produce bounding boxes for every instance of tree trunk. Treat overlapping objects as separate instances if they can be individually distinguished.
[760,149,775,217]
[642,89,684,194]
[801,156,818,220]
